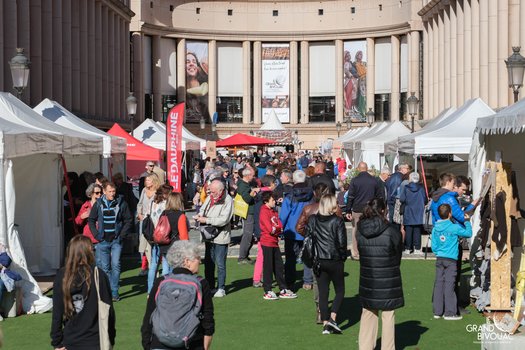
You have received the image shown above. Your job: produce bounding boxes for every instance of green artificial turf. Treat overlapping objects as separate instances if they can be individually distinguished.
[1,259,483,349]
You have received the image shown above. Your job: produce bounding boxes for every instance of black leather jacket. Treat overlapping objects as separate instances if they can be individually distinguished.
[306,214,347,261]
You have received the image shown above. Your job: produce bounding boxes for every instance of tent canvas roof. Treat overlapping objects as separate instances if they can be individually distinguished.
[398,98,494,155]
[133,119,166,150]
[336,126,370,143]
[260,109,286,130]
[108,123,162,161]
[343,122,389,150]
[155,122,206,150]
[33,98,126,157]
[355,121,411,152]
[0,93,102,155]
[476,97,525,135]
[216,133,275,147]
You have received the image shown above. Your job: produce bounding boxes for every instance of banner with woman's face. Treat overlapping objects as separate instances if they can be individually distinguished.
[343,41,367,122]
[186,42,209,123]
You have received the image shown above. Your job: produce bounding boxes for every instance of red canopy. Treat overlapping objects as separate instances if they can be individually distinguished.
[108,123,164,179]
[216,133,275,147]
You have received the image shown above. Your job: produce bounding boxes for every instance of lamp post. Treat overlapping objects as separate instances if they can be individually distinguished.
[336,121,342,138]
[366,108,375,127]
[199,116,206,130]
[505,47,525,103]
[9,48,31,99]
[126,92,137,134]
[407,92,419,133]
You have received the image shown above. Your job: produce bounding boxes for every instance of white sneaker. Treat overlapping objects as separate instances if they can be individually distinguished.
[403,249,411,255]
[213,288,226,298]
[279,289,298,299]
[414,249,422,255]
[263,291,279,300]
[444,315,463,321]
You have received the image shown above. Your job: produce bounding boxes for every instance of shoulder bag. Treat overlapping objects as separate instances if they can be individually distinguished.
[94,267,113,350]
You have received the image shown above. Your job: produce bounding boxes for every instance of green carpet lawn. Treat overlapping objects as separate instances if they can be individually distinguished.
[1,259,483,349]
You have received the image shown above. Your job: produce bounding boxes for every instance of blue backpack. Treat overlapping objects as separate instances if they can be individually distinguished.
[151,273,203,348]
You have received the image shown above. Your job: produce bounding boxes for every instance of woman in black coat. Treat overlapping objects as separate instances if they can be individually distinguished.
[356,198,404,350]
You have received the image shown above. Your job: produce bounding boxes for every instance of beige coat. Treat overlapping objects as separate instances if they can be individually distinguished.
[199,194,234,245]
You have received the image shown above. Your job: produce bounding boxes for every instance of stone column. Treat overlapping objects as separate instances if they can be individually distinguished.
[290,41,299,125]
[423,24,430,119]
[335,39,344,123]
[497,0,509,107]
[432,16,439,117]
[366,38,375,112]
[95,1,102,117]
[300,41,309,124]
[390,35,400,121]
[487,0,498,107]
[87,0,96,116]
[242,41,251,124]
[0,0,4,92]
[510,0,520,103]
[177,38,186,103]
[438,11,445,112]
[478,1,489,103]
[408,31,420,101]
[52,0,63,102]
[444,8,451,108]
[521,0,525,52]
[62,0,72,109]
[29,0,43,105]
[152,35,162,121]
[71,0,81,111]
[132,32,144,122]
[456,1,464,104]
[208,40,217,123]
[471,0,480,98]
[449,5,457,107]
[253,41,262,124]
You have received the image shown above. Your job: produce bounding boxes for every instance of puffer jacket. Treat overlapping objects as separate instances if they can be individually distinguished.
[430,188,474,225]
[199,193,234,245]
[357,216,404,311]
[279,183,313,240]
[305,214,347,261]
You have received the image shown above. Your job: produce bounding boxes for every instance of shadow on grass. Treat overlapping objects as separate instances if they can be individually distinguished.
[227,277,254,295]
[338,295,362,330]
[383,320,429,349]
[119,274,147,300]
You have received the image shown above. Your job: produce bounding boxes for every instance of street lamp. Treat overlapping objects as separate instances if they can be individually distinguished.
[9,48,31,99]
[199,116,206,130]
[126,92,137,134]
[366,108,375,127]
[407,92,419,133]
[336,121,342,138]
[505,47,525,103]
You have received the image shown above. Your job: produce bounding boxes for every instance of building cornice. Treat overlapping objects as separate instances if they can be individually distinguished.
[104,0,135,20]
[418,0,450,22]
[138,22,414,41]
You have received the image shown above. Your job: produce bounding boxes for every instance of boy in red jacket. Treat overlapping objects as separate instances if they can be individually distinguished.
[259,191,297,300]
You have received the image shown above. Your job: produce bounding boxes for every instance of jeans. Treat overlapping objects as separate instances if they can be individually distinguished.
[238,214,254,260]
[404,225,422,250]
[95,238,122,298]
[284,239,313,289]
[205,242,228,290]
[148,244,171,293]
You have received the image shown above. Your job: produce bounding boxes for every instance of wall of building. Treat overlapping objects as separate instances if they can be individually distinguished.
[0,0,133,129]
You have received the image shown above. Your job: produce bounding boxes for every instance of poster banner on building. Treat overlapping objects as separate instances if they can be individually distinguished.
[186,41,209,124]
[206,141,217,159]
[167,102,185,192]
[262,44,290,123]
[343,41,367,122]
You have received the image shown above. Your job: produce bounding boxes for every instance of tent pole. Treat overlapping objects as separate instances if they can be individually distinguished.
[419,155,429,199]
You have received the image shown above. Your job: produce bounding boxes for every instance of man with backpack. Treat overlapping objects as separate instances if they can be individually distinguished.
[141,240,215,350]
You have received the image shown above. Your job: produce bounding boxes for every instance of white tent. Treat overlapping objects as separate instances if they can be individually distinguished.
[33,98,127,177]
[135,119,205,151]
[354,121,411,169]
[469,99,525,237]
[260,109,285,130]
[336,126,370,143]
[343,122,389,163]
[395,98,495,155]
[384,107,457,156]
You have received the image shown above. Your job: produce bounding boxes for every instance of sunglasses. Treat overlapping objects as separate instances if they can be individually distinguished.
[94,191,102,195]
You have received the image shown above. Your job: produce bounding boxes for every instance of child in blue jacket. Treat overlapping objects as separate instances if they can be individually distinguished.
[431,203,472,320]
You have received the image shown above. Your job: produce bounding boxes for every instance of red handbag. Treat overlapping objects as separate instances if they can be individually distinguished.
[153,212,172,245]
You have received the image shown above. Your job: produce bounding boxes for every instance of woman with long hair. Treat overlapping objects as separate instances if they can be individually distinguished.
[357,198,404,350]
[51,235,115,349]
[137,173,161,276]
[305,194,347,334]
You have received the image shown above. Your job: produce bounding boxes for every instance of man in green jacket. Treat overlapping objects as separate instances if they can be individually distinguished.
[237,167,260,264]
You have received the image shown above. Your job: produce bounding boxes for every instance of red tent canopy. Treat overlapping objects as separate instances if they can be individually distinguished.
[216,133,275,147]
[108,123,164,179]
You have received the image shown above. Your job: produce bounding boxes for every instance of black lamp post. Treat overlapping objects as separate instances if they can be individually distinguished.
[407,92,419,133]
[505,47,525,103]
[9,48,31,99]
[126,92,137,134]
[366,108,375,127]
[336,121,342,138]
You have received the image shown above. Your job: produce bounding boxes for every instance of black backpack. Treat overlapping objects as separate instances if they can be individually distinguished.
[142,202,155,242]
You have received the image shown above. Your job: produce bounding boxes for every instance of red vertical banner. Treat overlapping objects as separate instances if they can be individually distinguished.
[167,102,185,192]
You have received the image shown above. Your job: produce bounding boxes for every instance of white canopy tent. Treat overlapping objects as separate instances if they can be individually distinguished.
[134,119,205,151]
[260,109,286,130]
[354,121,411,169]
[336,126,370,143]
[469,99,525,237]
[0,92,103,277]
[33,98,127,177]
[343,122,389,164]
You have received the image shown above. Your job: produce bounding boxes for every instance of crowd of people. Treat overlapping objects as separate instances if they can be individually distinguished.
[50,149,479,350]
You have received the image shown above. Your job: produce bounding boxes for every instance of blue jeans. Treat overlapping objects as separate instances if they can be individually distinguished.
[95,238,122,298]
[148,245,171,293]
[284,239,313,289]
[204,242,228,290]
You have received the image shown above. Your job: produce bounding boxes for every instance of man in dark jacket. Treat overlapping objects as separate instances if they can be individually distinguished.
[346,162,384,260]
[88,182,133,301]
[279,170,314,290]
[356,198,403,349]
[237,167,260,264]
[308,162,336,194]
[385,163,410,223]
[274,169,293,203]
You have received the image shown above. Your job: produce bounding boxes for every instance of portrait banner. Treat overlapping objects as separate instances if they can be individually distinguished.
[262,44,290,123]
[186,42,209,123]
[167,102,185,192]
[343,41,367,122]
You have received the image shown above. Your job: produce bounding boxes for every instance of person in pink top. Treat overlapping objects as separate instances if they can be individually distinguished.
[259,191,297,300]
[75,183,103,243]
